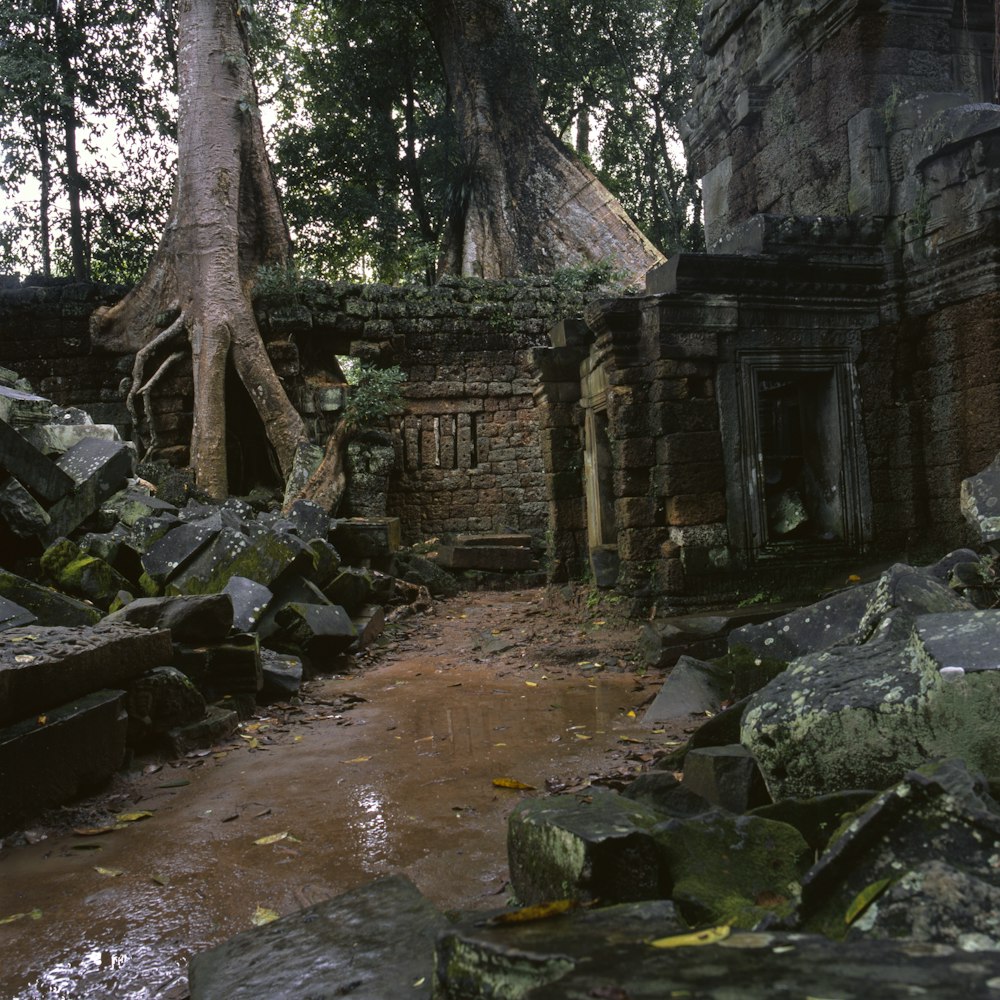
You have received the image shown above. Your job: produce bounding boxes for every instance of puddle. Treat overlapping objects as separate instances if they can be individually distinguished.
[0,632,661,998]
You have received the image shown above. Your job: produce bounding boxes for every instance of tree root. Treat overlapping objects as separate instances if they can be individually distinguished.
[126,310,186,459]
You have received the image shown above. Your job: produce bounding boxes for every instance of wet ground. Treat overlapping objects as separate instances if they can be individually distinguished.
[0,588,681,999]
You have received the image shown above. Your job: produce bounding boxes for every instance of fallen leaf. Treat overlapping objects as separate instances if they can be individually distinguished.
[342,755,372,763]
[35,713,46,723]
[73,826,118,837]
[151,874,170,886]
[143,764,162,775]
[650,925,730,949]
[492,777,536,791]
[524,681,538,688]
[618,736,643,745]
[251,906,279,927]
[158,779,190,788]
[0,909,42,925]
[486,899,576,925]
[254,831,289,845]
[93,866,124,877]
[574,733,592,741]
[845,877,892,925]
[71,843,103,851]
[626,710,637,719]
[412,976,426,988]
[116,811,153,823]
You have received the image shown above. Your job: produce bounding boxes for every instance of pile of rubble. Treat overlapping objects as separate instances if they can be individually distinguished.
[0,367,419,834]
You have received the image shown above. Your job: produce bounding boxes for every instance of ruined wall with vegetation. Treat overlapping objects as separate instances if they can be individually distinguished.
[0,273,608,547]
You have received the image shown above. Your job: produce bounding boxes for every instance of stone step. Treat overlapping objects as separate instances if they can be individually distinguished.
[455,533,532,548]
[437,544,538,572]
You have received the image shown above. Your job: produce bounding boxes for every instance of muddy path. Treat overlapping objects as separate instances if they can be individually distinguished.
[0,588,681,999]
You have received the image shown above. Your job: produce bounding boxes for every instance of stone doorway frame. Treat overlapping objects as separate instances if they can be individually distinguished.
[726,347,872,563]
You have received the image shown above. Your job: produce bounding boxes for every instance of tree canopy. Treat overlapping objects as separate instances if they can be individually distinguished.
[1,0,703,283]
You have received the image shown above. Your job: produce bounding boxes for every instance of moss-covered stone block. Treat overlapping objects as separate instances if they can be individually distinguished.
[507,789,664,906]
[40,537,132,611]
[654,811,811,928]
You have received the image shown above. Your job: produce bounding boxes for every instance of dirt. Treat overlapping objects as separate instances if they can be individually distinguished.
[0,586,685,1000]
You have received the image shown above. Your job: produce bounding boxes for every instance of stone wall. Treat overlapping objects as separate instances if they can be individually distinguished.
[0,275,594,548]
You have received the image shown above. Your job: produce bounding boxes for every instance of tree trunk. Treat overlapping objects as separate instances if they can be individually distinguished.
[424,0,664,279]
[36,115,52,278]
[91,0,307,500]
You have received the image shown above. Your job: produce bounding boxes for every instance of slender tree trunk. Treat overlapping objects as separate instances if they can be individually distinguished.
[52,1,87,279]
[424,0,664,279]
[576,105,590,158]
[36,116,52,278]
[91,0,307,500]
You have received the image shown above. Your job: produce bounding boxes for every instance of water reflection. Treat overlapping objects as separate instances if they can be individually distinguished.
[351,786,389,874]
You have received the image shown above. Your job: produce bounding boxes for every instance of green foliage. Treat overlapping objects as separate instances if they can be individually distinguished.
[343,364,406,429]
[259,0,449,284]
[0,0,177,280]
[550,258,635,295]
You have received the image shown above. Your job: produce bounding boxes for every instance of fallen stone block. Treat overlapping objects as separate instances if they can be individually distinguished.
[352,604,385,650]
[456,533,533,548]
[749,789,878,851]
[393,550,460,597]
[305,537,341,587]
[621,772,715,819]
[642,655,732,723]
[167,527,309,596]
[507,788,663,906]
[0,384,55,427]
[20,421,124,457]
[323,566,373,614]
[856,560,974,642]
[0,621,173,726]
[41,437,135,543]
[102,488,179,527]
[284,498,332,542]
[0,689,128,834]
[681,744,770,813]
[519,931,1000,999]
[0,595,36,633]
[165,703,238,757]
[272,603,357,665]
[222,576,273,633]
[434,900,683,1000]
[961,452,1000,543]
[796,759,1000,940]
[255,575,331,640]
[0,475,52,537]
[639,615,733,669]
[0,568,101,627]
[40,537,133,610]
[260,649,303,699]
[742,612,1000,799]
[728,581,875,661]
[330,517,401,563]
[105,594,234,645]
[0,417,74,503]
[187,875,447,1000]
[129,513,182,554]
[125,665,206,747]
[654,810,811,927]
[140,519,221,590]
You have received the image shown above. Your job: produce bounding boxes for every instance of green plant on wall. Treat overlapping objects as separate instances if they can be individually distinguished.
[342,364,407,430]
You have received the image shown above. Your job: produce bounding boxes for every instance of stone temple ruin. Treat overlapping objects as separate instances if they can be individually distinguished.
[6,2,1000,612]
[538,0,1000,603]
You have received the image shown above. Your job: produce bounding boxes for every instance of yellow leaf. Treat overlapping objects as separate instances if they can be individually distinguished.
[293,735,303,743]
[93,867,124,877]
[574,733,592,741]
[487,899,576,925]
[254,831,289,845]
[412,977,426,988]
[73,825,118,837]
[116,811,153,823]
[845,877,892,925]
[36,714,46,725]
[492,777,536,790]
[248,738,259,749]
[251,906,280,927]
[651,925,731,949]
[0,909,42,925]
[848,574,861,583]
[525,681,538,687]
[618,736,643,744]
[626,710,637,718]
[342,755,371,763]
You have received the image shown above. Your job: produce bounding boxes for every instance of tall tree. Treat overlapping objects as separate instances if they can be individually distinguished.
[0,0,175,280]
[422,0,664,278]
[91,0,306,499]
